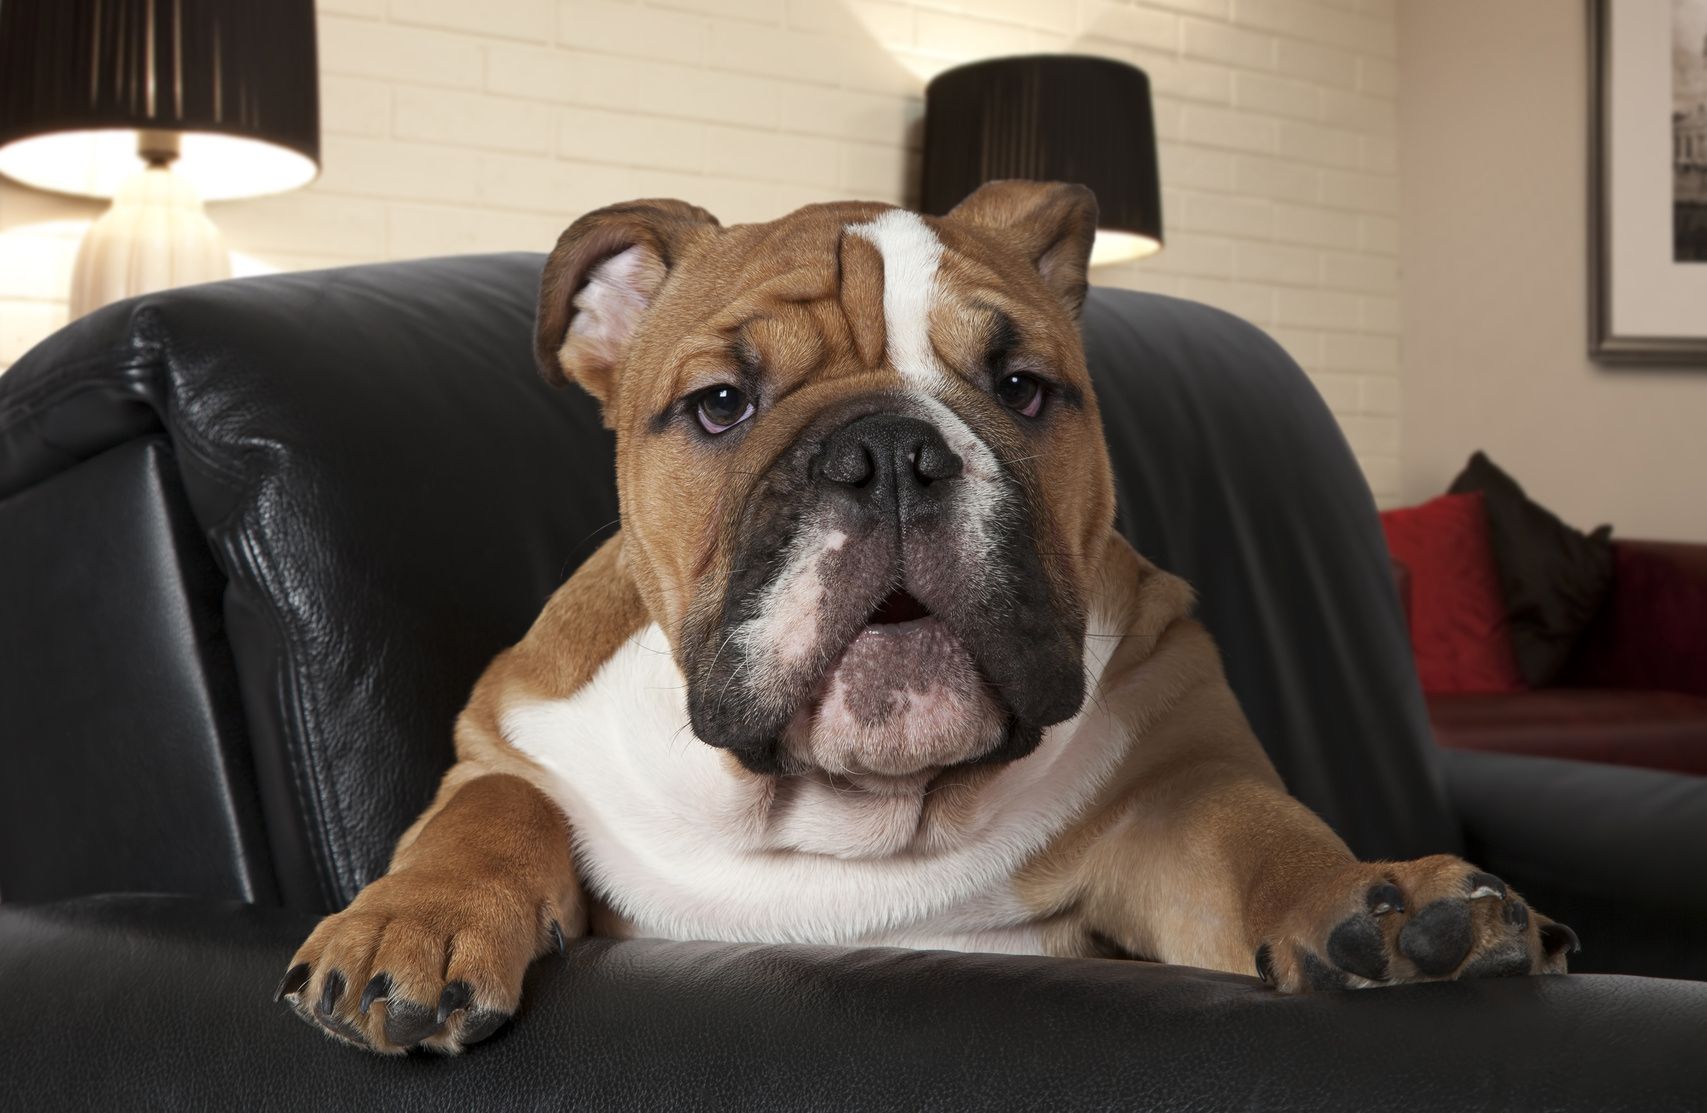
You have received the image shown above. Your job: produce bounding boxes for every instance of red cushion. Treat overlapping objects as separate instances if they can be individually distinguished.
[1380,492,1525,694]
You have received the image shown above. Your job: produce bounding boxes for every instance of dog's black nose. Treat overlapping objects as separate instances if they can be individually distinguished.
[814,413,963,520]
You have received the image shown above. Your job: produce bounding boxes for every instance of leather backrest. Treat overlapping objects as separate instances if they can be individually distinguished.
[1083,293,1456,859]
[0,255,1454,911]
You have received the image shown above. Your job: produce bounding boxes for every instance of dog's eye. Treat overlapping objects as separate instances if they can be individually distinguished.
[995,372,1046,418]
[694,385,754,434]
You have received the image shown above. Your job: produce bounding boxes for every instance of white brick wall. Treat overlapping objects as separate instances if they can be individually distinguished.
[0,0,1401,500]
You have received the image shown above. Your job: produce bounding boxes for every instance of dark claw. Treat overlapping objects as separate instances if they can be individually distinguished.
[550,920,566,956]
[274,963,310,1003]
[1327,915,1390,981]
[437,980,473,1025]
[382,998,441,1047]
[1503,900,1530,929]
[1399,899,1474,975]
[1366,882,1405,916]
[317,970,346,1016]
[1254,943,1276,984]
[1467,871,1508,900]
[360,972,392,1015]
[459,1008,512,1045]
[317,1012,371,1047]
[1540,922,1582,956]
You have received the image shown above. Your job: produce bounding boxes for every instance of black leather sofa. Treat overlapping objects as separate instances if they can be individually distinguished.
[1,254,1704,1111]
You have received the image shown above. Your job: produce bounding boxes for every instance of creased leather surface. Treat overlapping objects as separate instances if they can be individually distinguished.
[0,255,618,912]
[0,895,1704,1113]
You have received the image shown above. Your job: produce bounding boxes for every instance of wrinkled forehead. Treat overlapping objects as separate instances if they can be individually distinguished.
[622,202,1077,409]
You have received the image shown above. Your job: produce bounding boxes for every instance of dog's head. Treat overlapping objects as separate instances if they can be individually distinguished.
[536,182,1115,779]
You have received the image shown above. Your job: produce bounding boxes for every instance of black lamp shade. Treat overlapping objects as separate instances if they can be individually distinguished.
[922,55,1163,261]
[0,0,320,201]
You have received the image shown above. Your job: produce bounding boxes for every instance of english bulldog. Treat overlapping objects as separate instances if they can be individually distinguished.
[276,181,1577,1053]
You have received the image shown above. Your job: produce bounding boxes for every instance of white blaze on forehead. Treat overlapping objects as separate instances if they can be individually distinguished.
[847,209,945,384]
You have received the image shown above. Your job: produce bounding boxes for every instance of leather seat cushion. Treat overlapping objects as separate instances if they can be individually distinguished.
[1430,689,1707,776]
[5,895,1707,1112]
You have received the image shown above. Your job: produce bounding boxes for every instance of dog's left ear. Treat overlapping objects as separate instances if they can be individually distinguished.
[535,198,721,405]
[945,180,1098,319]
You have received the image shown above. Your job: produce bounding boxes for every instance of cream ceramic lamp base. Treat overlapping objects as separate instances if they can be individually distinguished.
[69,163,231,319]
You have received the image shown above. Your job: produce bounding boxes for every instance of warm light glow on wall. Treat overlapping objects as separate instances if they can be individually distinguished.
[1091,229,1163,267]
[0,130,318,202]
[229,252,283,280]
[0,217,91,289]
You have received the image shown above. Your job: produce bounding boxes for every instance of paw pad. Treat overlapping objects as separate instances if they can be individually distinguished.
[1258,861,1579,994]
[1326,914,1389,981]
[1299,950,1351,991]
[1398,898,1474,976]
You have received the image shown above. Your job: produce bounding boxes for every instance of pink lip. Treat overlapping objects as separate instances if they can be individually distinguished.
[804,616,948,706]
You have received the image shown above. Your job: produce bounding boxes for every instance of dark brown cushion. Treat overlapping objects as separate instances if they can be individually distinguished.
[1449,451,1612,685]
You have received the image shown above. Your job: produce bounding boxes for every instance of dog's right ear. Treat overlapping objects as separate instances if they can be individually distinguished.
[534,199,720,405]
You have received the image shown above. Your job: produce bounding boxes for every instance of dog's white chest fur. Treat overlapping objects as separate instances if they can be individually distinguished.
[502,624,1126,953]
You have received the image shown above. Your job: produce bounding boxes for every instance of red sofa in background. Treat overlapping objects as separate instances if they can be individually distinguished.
[1399,540,1707,777]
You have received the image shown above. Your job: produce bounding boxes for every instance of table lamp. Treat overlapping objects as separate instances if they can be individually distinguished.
[922,55,1163,266]
[0,0,320,317]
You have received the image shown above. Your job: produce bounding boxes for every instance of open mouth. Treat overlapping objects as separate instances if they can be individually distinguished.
[867,588,931,626]
[777,583,1010,778]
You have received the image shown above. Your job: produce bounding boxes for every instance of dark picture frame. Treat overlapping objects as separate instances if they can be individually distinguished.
[1589,0,1707,364]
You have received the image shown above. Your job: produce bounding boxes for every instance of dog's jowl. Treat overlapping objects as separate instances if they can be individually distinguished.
[277,182,1577,1053]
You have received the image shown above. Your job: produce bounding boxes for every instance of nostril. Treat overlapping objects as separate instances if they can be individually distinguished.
[914,440,964,484]
[819,441,875,488]
[815,414,961,495]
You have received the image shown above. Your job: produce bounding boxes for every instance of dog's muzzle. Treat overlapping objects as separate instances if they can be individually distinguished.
[684,397,1087,778]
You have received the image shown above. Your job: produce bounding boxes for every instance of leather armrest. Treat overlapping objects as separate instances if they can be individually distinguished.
[1567,540,1707,696]
[3,895,1705,1111]
[1443,749,1707,912]
[1443,748,1707,978]
[0,255,621,912]
[0,438,272,904]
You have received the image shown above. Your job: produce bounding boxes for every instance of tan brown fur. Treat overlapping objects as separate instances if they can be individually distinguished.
[283,773,576,1053]
[283,183,1573,1053]
[1017,535,1573,985]
[282,536,651,1051]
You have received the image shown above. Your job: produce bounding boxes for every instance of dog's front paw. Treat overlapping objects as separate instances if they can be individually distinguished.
[274,868,570,1054]
[1254,855,1579,993]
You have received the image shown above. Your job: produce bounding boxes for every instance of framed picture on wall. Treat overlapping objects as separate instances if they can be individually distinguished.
[1590,0,1707,363]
